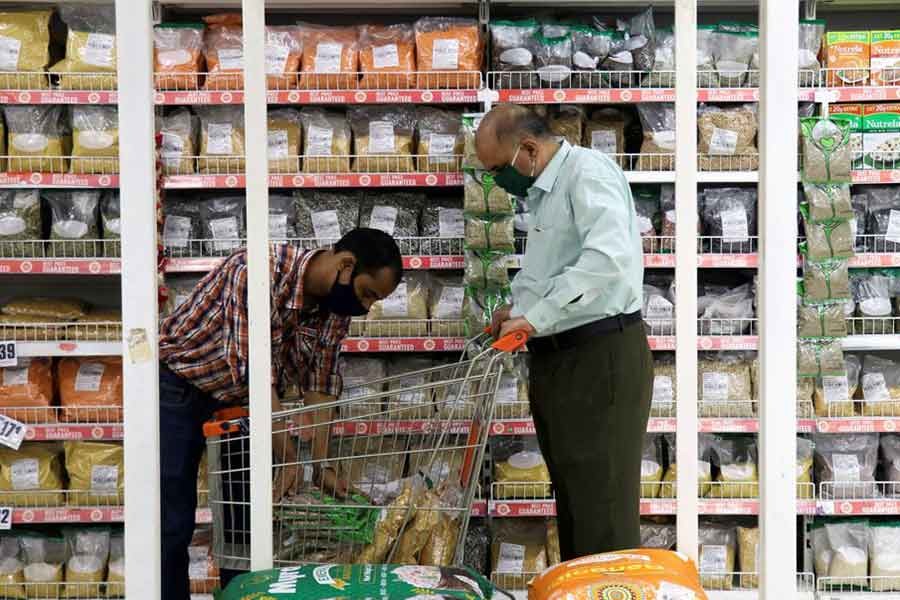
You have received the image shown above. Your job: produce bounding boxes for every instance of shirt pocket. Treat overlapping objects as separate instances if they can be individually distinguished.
[532,197,571,232]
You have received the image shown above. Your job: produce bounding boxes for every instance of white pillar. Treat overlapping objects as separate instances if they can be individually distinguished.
[115,0,161,597]
[758,0,799,597]
[243,0,274,570]
[674,0,699,561]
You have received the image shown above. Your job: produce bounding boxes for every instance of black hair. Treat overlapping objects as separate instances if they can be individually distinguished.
[335,228,403,285]
[492,104,553,146]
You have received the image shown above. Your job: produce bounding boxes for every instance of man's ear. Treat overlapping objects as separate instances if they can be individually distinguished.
[336,252,356,284]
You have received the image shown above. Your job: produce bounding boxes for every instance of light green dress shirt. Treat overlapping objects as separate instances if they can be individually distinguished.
[510,140,644,337]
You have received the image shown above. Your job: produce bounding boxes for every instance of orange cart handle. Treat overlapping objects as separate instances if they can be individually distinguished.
[202,407,249,438]
[483,326,530,353]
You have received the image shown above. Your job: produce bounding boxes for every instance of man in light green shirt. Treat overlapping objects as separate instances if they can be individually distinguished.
[477,104,652,560]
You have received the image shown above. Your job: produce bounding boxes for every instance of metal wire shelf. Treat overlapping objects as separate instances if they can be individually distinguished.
[847,316,900,336]
[163,237,465,259]
[0,321,121,342]
[0,239,120,260]
[161,154,463,175]
[154,70,484,92]
[0,156,119,175]
[819,481,900,500]
[0,488,122,508]
[0,405,123,425]
[348,318,467,338]
[491,481,553,501]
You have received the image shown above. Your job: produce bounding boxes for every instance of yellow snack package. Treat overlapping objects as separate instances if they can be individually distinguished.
[0,9,51,89]
[63,441,124,506]
[71,106,119,174]
[3,105,69,173]
[50,6,117,90]
[0,444,64,507]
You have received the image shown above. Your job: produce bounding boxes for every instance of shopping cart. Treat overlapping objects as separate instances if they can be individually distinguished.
[203,330,528,572]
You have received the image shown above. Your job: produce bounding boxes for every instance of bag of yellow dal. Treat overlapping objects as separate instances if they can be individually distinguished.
[0,443,64,507]
[3,105,69,173]
[0,10,52,89]
[64,441,124,506]
[50,6,118,90]
[71,106,119,174]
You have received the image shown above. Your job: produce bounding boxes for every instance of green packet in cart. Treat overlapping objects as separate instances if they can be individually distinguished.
[218,563,509,600]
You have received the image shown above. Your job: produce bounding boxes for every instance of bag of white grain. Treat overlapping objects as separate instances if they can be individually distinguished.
[105,534,123,597]
[157,108,199,176]
[0,9,52,89]
[0,535,24,599]
[50,5,117,90]
[44,191,101,258]
[859,354,900,417]
[62,528,109,598]
[661,432,715,498]
[3,105,69,173]
[493,438,552,500]
[20,533,65,598]
[870,521,900,591]
[797,436,815,500]
[707,435,758,499]
[825,519,869,587]
[70,106,119,174]
[814,354,860,418]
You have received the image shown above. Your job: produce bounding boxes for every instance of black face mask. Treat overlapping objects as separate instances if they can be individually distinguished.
[323,270,369,317]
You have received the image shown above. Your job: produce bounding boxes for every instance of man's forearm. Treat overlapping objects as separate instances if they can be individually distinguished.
[304,391,337,465]
[272,388,298,463]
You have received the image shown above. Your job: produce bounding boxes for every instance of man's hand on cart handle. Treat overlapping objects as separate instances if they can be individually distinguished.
[490,304,512,339]
[498,317,535,340]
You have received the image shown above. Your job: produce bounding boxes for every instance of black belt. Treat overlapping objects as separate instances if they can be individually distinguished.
[527,311,643,354]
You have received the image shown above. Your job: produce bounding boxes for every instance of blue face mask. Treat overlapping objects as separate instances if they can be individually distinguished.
[493,145,536,198]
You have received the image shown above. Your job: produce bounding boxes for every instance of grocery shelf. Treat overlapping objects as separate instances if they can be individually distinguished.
[816,418,900,434]
[157,88,481,106]
[843,335,900,351]
[17,341,121,357]
[0,172,119,188]
[162,172,464,189]
[0,89,118,104]
[0,258,121,275]
[12,507,124,524]
[487,498,827,517]
[817,498,900,516]
[342,337,466,353]
[24,424,124,441]
[818,576,900,597]
[1,323,121,343]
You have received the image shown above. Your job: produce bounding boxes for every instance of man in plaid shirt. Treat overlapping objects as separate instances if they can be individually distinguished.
[158,228,402,599]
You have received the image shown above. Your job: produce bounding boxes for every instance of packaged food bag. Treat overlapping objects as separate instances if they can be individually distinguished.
[153,23,204,90]
[64,441,124,506]
[162,197,202,252]
[641,435,664,499]
[799,19,826,86]
[221,563,497,600]
[100,191,120,256]
[864,186,900,253]
[708,435,758,499]
[157,108,199,176]
[528,548,708,600]
[201,196,245,255]
[801,117,853,183]
[50,6,117,90]
[697,24,719,87]
[870,521,900,591]
[71,106,119,174]
[698,354,754,417]
[882,434,900,484]
[644,26,675,87]
[105,534,123,597]
[416,107,463,173]
[299,108,352,173]
[814,354,860,418]
[63,528,109,598]
[0,9,52,89]
[803,260,851,302]
[823,519,869,585]
[57,357,122,423]
[798,301,847,338]
[462,113,485,169]
[803,183,854,223]
[196,105,245,173]
[697,104,759,171]
[801,214,854,262]
[491,519,548,576]
[383,356,434,419]
[267,108,301,174]
[859,354,900,417]
[465,215,515,252]
[698,522,737,590]
[359,24,416,89]
[420,199,464,253]
[490,19,540,89]
[0,443,64,507]
[798,338,846,379]
[651,356,675,417]
[188,528,219,593]
[365,272,430,337]
[548,105,584,147]
[0,535,24,599]
[19,533,65,597]
[797,436,815,499]
[493,445,552,499]
[45,191,100,258]
[267,194,297,241]
[584,109,626,166]
[414,18,482,89]
[0,190,41,258]
[201,13,243,91]
[429,275,467,337]
[349,105,415,173]
[571,27,615,88]
[299,25,359,90]
[264,26,302,90]
[814,434,878,499]
[356,478,422,563]
[827,31,870,87]
[3,105,69,173]
[852,271,894,335]
[636,104,675,171]
[0,358,53,423]
[294,190,360,245]
[714,22,756,87]
[464,171,514,216]
[532,32,573,87]
[464,250,509,290]
[700,187,757,253]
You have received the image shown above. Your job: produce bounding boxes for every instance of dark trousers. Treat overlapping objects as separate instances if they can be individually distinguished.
[160,364,215,600]
[528,320,653,561]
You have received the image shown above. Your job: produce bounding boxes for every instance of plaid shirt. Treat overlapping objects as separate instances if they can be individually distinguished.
[159,244,350,405]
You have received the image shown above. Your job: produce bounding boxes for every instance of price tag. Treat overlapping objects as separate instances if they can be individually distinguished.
[0,415,26,451]
[0,341,16,368]
[0,507,11,530]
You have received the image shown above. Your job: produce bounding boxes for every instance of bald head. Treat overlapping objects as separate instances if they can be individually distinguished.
[475,104,558,177]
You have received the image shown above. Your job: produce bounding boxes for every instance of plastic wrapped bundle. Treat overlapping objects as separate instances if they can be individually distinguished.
[0,191,41,258]
[429,275,467,337]
[416,107,463,173]
[200,196,245,256]
[358,24,416,90]
[153,23,205,91]
[533,33,573,88]
[264,26,303,91]
[641,435,664,498]
[50,6,117,90]
[162,198,202,253]
[299,25,359,90]
[699,522,737,590]
[196,105,245,173]
[299,108,352,173]
[464,171,514,216]
[698,104,759,171]
[71,106,118,174]
[420,199,464,255]
[58,357,123,423]
[490,20,540,89]
[465,215,515,252]
[0,358,53,423]
[414,18,482,89]
[158,108,199,176]
[3,105,69,173]
[570,27,614,88]
[637,104,675,171]
[0,9,51,89]
[801,117,853,183]
[349,106,416,173]
[45,191,100,258]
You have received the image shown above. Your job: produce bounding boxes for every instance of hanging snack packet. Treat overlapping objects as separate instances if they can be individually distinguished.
[416,107,463,173]
[464,171,514,216]
[801,217,854,262]
[299,25,359,91]
[798,338,846,379]
[462,113,485,170]
[803,259,851,302]
[51,6,117,90]
[299,108,352,173]
[414,18,482,89]
[464,250,509,290]
[201,13,243,91]
[359,24,416,89]
[0,9,52,89]
[803,183,854,223]
[196,105,245,174]
[465,215,515,252]
[798,301,847,338]
[153,23,205,91]
[801,117,853,183]
[349,105,415,173]
[71,106,119,174]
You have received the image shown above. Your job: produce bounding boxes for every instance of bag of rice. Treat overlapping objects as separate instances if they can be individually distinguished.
[869,521,900,591]
[0,9,51,89]
[201,13,243,91]
[365,272,430,337]
[157,108,199,176]
[294,190,360,245]
[63,528,109,598]
[414,18,482,89]
[359,24,416,90]
[699,354,754,417]
[0,443,64,507]
[45,191,100,258]
[814,433,878,499]
[64,441,123,506]
[154,23,204,91]
[104,534,123,598]
[299,25,359,91]
[0,358,53,423]
[267,108,301,174]
[492,519,548,576]
[57,357,122,423]
[349,105,415,173]
[299,108,352,173]
[859,354,900,417]
[3,105,69,173]
[50,6,117,90]
[814,354,861,418]
[824,519,869,586]
[71,106,118,174]
[0,190,41,258]
[641,435,664,499]
[20,533,65,597]
[196,105,245,174]
[699,522,737,590]
[708,435,758,499]
[637,103,675,171]
[100,191,120,257]
[416,107,463,173]
[201,196,245,255]
[465,215,515,252]
[0,535,24,599]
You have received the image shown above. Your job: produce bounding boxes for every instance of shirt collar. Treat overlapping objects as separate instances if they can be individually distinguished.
[286,247,325,311]
[530,140,571,195]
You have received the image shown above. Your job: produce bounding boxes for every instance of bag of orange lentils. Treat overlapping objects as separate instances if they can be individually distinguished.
[528,548,708,600]
[413,17,482,89]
